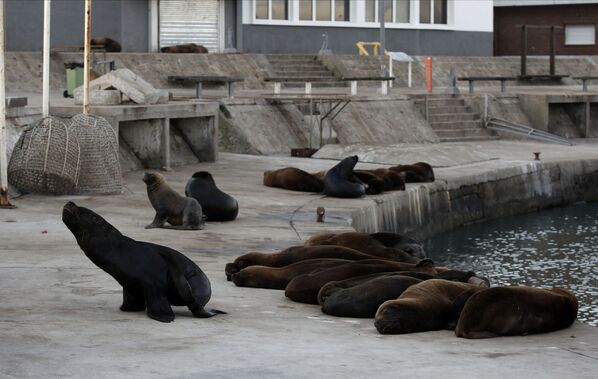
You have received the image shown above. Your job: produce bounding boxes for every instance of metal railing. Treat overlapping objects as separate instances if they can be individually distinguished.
[486,117,573,146]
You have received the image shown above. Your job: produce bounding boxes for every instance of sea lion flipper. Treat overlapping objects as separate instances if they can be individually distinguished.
[120,288,146,312]
[156,251,195,304]
[144,288,175,323]
[189,305,227,318]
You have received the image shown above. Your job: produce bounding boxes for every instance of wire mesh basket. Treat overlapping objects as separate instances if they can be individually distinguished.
[68,114,122,194]
[8,116,81,195]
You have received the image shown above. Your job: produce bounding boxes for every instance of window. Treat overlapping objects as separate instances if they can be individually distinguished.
[299,0,350,22]
[366,0,411,23]
[565,24,596,45]
[255,0,289,20]
[420,0,446,24]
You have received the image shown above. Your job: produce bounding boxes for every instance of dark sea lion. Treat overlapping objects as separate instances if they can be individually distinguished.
[225,245,377,280]
[143,172,205,230]
[62,202,224,322]
[161,43,208,53]
[369,232,426,259]
[185,171,239,222]
[284,258,438,304]
[231,258,351,290]
[319,270,480,318]
[353,170,386,195]
[369,168,406,190]
[389,162,435,183]
[455,286,578,339]
[374,279,476,334]
[263,167,324,192]
[323,156,366,198]
[304,232,420,263]
[90,37,121,52]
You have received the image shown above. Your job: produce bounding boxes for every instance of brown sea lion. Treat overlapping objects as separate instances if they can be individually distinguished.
[455,286,578,339]
[303,232,420,263]
[231,258,351,290]
[263,167,324,192]
[161,43,208,53]
[143,172,205,230]
[284,258,438,304]
[368,168,406,190]
[319,270,480,318]
[90,37,121,52]
[374,279,477,334]
[353,170,386,195]
[225,245,378,280]
[390,162,435,183]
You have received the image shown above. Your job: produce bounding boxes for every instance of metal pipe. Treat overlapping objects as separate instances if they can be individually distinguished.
[379,0,385,53]
[0,0,13,208]
[83,0,91,114]
[42,0,51,117]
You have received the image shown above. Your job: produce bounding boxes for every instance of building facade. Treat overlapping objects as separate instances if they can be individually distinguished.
[494,0,598,55]
[6,0,493,56]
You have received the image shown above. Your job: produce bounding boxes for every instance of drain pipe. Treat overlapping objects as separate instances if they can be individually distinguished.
[0,0,14,208]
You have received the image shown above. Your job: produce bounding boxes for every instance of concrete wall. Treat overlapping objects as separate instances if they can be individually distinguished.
[242,25,493,55]
[6,0,148,52]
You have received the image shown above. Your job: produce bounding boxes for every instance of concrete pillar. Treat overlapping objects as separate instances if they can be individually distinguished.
[162,118,170,170]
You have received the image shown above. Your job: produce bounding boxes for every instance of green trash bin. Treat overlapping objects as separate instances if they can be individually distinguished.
[64,62,84,98]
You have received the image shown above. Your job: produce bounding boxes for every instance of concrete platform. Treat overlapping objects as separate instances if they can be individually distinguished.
[1,145,597,378]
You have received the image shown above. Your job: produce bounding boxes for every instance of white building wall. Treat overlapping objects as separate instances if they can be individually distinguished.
[453,0,493,32]
[495,0,598,6]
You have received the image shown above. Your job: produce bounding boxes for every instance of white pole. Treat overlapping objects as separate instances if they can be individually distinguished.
[408,60,412,88]
[83,0,91,114]
[0,0,12,208]
[388,55,393,88]
[42,0,51,117]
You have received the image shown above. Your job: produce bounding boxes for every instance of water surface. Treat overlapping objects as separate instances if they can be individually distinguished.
[424,202,598,327]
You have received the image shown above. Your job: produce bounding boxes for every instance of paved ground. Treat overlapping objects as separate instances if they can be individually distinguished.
[1,148,597,379]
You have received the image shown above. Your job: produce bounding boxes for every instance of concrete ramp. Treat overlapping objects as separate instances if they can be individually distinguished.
[313,143,498,167]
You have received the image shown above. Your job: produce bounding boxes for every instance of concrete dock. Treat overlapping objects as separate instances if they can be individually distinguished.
[1,141,597,378]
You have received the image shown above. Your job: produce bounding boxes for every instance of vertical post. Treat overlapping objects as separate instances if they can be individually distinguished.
[522,25,528,74]
[388,55,393,88]
[585,101,591,138]
[305,82,312,95]
[380,80,388,96]
[83,0,91,114]
[274,82,281,95]
[408,60,412,88]
[162,118,171,171]
[425,56,433,93]
[484,94,489,127]
[350,81,357,95]
[549,25,555,76]
[42,0,51,118]
[379,0,385,53]
[236,0,243,52]
[0,0,13,208]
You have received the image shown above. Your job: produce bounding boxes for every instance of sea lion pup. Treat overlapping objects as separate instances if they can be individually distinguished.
[323,156,366,198]
[90,37,121,52]
[374,279,477,334]
[161,43,208,53]
[224,245,377,280]
[455,286,578,339]
[143,172,205,230]
[304,232,420,263]
[353,170,386,195]
[284,258,438,304]
[62,202,224,322]
[389,162,435,183]
[318,270,481,318]
[263,167,324,192]
[231,259,351,290]
[185,171,239,222]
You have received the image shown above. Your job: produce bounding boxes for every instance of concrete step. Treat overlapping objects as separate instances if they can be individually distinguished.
[439,135,501,142]
[415,98,465,107]
[428,113,479,123]
[273,64,327,71]
[427,105,471,114]
[430,120,483,130]
[434,128,494,139]
[269,59,319,65]
[273,70,336,77]
[284,82,348,88]
[266,54,318,60]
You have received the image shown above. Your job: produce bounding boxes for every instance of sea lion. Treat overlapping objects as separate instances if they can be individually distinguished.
[389,162,435,183]
[323,156,366,198]
[318,270,482,318]
[353,170,386,195]
[369,232,426,259]
[90,37,121,52]
[263,167,324,192]
[455,286,578,339]
[225,245,377,280]
[231,258,351,290]
[61,202,224,322]
[161,43,208,53]
[368,168,406,191]
[374,279,477,334]
[285,258,438,304]
[143,172,205,230]
[185,171,239,222]
[304,232,420,262]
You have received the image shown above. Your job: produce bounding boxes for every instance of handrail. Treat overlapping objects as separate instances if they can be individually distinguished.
[486,117,573,146]
[355,41,389,56]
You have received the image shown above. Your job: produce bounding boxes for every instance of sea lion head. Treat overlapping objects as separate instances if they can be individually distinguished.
[225,262,241,280]
[62,201,121,245]
[191,171,216,185]
[142,172,166,191]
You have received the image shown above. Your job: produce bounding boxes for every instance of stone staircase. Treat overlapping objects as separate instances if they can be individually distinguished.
[415,95,499,142]
[265,54,341,87]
